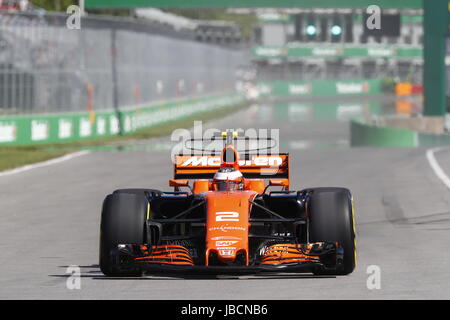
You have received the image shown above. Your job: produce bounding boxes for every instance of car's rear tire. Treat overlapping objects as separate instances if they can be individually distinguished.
[99,193,148,277]
[308,188,356,275]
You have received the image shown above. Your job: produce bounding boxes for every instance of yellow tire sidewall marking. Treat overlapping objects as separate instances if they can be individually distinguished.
[351,196,357,266]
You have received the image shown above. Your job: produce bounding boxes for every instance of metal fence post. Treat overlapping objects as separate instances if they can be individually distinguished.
[111,27,122,135]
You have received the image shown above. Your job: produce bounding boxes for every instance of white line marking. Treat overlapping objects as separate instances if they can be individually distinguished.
[0,150,90,177]
[426,148,450,190]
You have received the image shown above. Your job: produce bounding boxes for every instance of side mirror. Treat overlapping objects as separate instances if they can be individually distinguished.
[264,179,290,194]
[169,179,191,191]
[269,179,289,187]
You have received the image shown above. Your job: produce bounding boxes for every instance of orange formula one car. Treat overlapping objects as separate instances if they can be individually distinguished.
[99,131,356,276]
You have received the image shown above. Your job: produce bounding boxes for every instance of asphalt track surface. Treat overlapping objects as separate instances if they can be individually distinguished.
[1,99,450,299]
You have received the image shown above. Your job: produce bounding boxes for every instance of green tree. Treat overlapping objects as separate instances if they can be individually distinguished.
[166,9,258,40]
[31,0,130,15]
[29,2,257,36]
[31,0,75,11]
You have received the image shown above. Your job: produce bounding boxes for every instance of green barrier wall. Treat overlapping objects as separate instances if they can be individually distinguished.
[85,0,422,9]
[350,120,418,147]
[0,93,244,146]
[252,45,422,59]
[258,79,382,97]
[418,132,450,147]
[351,120,450,147]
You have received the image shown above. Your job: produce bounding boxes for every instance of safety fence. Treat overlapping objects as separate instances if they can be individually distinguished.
[0,12,246,116]
[0,93,244,146]
[257,79,382,97]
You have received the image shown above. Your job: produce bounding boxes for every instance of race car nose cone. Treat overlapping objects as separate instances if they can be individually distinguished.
[207,249,247,266]
[205,192,256,266]
[210,249,237,263]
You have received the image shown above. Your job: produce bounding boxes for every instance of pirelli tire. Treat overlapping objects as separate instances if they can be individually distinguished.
[307,187,356,275]
[99,193,148,277]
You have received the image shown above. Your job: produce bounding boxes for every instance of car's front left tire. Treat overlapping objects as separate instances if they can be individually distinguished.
[307,187,356,275]
[99,193,148,277]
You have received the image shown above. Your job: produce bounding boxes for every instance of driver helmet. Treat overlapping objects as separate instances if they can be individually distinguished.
[213,167,244,191]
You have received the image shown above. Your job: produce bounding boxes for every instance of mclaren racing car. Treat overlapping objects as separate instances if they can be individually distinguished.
[99,131,356,276]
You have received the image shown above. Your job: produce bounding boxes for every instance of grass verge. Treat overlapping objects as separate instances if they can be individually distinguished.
[0,148,69,172]
[0,102,249,172]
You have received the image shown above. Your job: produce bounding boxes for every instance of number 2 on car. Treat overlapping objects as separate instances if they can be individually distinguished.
[215,212,239,221]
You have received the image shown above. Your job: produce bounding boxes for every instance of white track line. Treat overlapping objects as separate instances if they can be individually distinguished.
[0,150,90,177]
[426,148,450,190]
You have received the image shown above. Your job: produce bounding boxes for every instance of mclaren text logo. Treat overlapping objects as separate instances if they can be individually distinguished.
[181,156,282,167]
[208,225,246,233]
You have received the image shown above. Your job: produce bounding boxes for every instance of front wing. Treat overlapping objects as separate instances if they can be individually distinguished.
[113,242,344,274]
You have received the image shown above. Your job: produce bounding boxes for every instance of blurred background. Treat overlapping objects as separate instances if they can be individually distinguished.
[0,0,448,147]
[0,1,426,114]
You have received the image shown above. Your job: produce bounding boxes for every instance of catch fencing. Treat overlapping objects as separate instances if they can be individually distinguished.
[0,12,246,116]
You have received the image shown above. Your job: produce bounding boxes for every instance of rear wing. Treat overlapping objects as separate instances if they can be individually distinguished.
[174,154,290,179]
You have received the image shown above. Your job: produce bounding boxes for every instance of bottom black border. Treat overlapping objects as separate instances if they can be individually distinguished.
[1,300,448,318]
